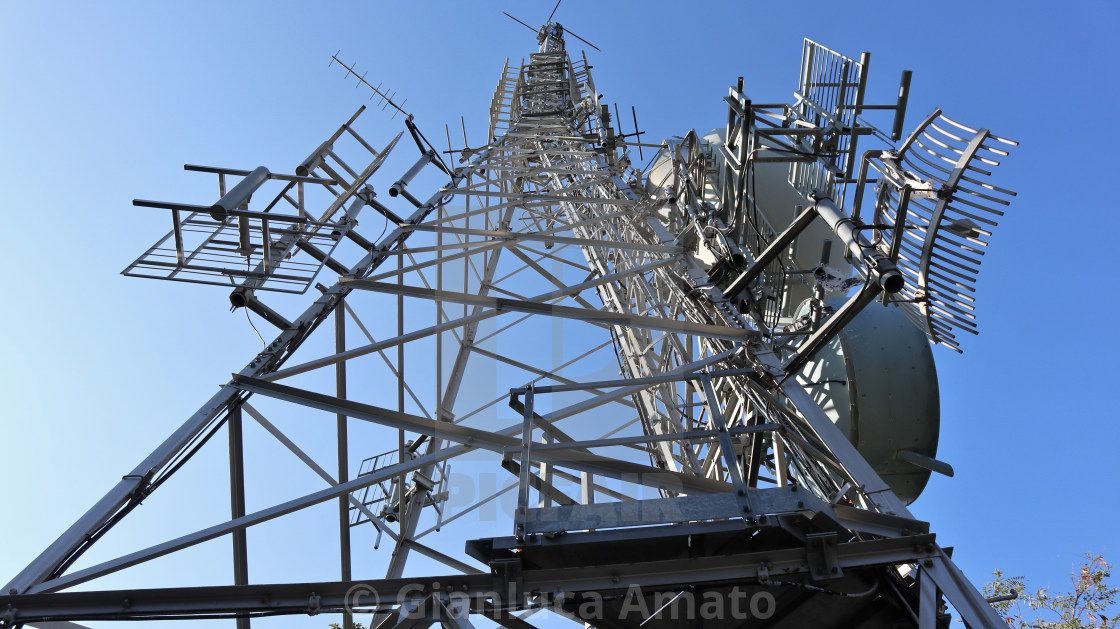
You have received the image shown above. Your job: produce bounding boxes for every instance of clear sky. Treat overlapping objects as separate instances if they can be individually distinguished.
[1,0,1118,625]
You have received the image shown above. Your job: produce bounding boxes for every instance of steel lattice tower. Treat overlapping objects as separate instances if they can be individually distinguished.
[1,19,1018,629]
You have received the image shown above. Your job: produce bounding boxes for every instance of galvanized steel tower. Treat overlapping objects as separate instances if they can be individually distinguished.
[1,18,1017,629]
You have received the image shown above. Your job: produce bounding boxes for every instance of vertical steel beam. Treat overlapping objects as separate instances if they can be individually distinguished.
[580,471,594,504]
[774,433,789,487]
[227,405,250,629]
[918,567,937,629]
[516,387,535,541]
[335,305,353,629]
[538,432,553,509]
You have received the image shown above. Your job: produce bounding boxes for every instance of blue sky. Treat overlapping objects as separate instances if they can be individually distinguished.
[1,0,1118,623]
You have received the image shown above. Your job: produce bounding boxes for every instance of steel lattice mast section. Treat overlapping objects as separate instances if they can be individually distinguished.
[0,21,1017,629]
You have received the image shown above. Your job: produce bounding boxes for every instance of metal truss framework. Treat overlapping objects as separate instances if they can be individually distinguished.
[1,21,1017,629]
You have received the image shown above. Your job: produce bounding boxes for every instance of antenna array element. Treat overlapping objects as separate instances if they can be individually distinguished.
[857,110,1019,351]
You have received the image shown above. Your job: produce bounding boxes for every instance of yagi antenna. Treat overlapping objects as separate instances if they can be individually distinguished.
[330,53,411,119]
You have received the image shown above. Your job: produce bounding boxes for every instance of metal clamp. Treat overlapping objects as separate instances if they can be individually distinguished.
[490,558,523,608]
[806,532,842,582]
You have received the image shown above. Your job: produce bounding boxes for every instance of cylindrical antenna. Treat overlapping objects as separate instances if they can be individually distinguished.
[891,71,913,141]
[296,140,332,177]
[813,195,903,293]
[389,151,435,197]
[237,215,252,257]
[211,166,270,220]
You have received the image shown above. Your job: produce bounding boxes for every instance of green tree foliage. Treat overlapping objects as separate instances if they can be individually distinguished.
[985,555,1117,628]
